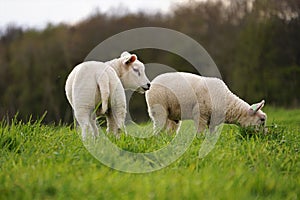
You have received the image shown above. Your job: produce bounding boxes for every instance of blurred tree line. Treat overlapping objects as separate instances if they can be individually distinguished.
[0,0,299,123]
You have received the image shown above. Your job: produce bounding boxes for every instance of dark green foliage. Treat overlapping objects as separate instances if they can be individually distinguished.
[0,0,300,123]
[237,123,286,141]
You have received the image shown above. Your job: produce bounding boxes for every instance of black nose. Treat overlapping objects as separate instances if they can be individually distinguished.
[142,83,151,91]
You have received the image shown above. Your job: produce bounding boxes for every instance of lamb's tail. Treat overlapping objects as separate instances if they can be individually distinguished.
[97,73,110,114]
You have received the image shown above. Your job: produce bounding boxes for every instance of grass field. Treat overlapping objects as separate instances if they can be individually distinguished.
[0,107,299,199]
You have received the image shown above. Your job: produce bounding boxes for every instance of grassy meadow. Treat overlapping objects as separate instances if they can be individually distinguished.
[0,107,299,199]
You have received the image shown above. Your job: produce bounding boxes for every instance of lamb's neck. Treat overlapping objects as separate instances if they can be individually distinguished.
[225,92,250,125]
[105,59,121,77]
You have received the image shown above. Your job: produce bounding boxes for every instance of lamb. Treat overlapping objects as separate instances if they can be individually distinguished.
[65,51,151,139]
[145,72,267,134]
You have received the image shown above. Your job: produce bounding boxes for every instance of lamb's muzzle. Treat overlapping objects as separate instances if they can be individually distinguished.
[137,83,151,93]
[142,83,151,91]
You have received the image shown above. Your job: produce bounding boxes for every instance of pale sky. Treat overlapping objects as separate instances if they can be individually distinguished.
[0,0,196,30]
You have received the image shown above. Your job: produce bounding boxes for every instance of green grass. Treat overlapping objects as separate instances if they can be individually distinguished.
[0,107,299,199]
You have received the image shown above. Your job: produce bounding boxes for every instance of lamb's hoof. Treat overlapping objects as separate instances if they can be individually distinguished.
[153,129,161,136]
[99,109,106,115]
[115,133,121,139]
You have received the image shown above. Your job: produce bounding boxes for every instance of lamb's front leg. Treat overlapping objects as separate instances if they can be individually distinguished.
[166,119,181,134]
[148,104,168,135]
[106,111,120,137]
[197,118,207,134]
[192,105,207,134]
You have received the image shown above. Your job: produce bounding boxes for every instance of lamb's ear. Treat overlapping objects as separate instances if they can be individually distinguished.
[249,100,265,115]
[121,51,131,57]
[123,54,137,65]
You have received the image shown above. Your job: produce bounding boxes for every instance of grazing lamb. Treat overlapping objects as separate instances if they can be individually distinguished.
[65,52,151,139]
[146,72,267,134]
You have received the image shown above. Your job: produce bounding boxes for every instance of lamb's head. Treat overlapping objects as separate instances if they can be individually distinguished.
[117,52,151,93]
[239,100,267,127]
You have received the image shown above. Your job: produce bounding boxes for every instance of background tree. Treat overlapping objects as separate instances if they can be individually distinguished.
[0,0,299,123]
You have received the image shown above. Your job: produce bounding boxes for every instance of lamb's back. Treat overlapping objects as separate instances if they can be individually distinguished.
[150,72,229,120]
[72,61,109,108]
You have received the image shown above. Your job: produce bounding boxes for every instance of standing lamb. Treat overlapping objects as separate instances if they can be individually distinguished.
[65,51,151,139]
[146,72,267,134]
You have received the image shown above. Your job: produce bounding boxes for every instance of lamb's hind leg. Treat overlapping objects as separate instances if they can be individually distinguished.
[74,108,93,140]
[90,112,99,138]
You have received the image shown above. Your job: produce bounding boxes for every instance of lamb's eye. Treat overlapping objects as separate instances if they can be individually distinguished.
[133,67,141,76]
